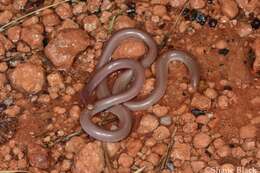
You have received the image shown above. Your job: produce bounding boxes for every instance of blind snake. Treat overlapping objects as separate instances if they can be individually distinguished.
[80,28,200,142]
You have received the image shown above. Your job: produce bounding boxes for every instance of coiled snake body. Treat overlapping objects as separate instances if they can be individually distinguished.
[80,28,200,142]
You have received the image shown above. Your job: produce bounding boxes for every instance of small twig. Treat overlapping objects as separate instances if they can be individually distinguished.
[159,33,170,49]
[133,166,146,173]
[0,0,75,32]
[0,171,28,173]
[33,129,49,138]
[108,15,117,34]
[102,142,115,173]
[99,115,118,126]
[108,10,124,34]
[54,129,82,144]
[156,127,177,172]
[173,0,189,29]
[159,1,189,50]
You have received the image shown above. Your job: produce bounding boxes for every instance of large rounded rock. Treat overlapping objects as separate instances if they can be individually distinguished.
[28,143,50,169]
[65,136,85,153]
[113,38,146,60]
[114,15,136,31]
[21,25,44,49]
[44,29,89,69]
[190,0,206,9]
[239,125,257,139]
[193,132,211,148]
[191,93,211,110]
[72,142,104,173]
[219,0,239,19]
[137,114,159,134]
[8,62,45,93]
[171,143,191,161]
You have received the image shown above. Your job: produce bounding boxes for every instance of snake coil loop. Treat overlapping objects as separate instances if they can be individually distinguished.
[80,28,200,142]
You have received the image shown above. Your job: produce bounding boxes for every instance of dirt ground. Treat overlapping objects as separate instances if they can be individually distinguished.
[0,0,259,173]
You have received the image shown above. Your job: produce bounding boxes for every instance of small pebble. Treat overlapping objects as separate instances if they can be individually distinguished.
[237,22,252,37]
[239,125,257,139]
[191,93,211,110]
[204,88,218,99]
[65,136,85,153]
[217,95,229,109]
[152,5,167,17]
[171,143,191,161]
[114,15,136,30]
[126,2,136,18]
[118,153,134,168]
[191,108,206,117]
[166,159,174,171]
[190,9,198,21]
[223,85,233,91]
[190,0,206,9]
[60,159,72,171]
[153,126,170,141]
[219,0,239,19]
[72,141,104,173]
[110,125,118,131]
[152,104,168,117]
[137,114,159,134]
[207,0,213,4]
[251,18,260,30]
[43,38,48,47]
[193,132,211,148]
[28,143,50,169]
[208,18,218,28]
[113,38,146,60]
[8,62,45,93]
[160,116,172,126]
[195,11,207,25]
[182,8,190,20]
[4,97,13,106]
[216,145,231,157]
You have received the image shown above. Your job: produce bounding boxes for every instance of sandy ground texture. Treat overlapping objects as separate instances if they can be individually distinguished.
[0,0,260,173]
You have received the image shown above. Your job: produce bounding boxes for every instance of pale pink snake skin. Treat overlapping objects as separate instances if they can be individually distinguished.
[80,28,200,142]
